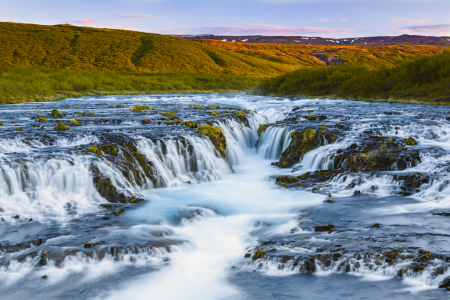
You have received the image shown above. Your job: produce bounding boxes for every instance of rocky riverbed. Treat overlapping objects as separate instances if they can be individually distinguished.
[1,94,450,299]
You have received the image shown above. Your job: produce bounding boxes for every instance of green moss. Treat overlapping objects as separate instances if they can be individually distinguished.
[198,125,227,158]
[109,144,119,154]
[86,146,100,155]
[54,121,70,131]
[324,199,336,203]
[0,122,3,126]
[174,119,184,123]
[160,111,177,117]
[130,105,157,112]
[167,121,173,125]
[75,118,83,121]
[86,112,95,116]
[50,109,64,118]
[116,105,124,108]
[209,110,220,116]
[70,119,81,126]
[37,115,47,122]
[257,124,270,136]
[234,110,245,118]
[184,121,197,128]
[405,137,417,145]
[308,114,317,121]
[276,176,299,183]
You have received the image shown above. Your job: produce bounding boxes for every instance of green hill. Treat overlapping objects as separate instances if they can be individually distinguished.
[252,50,450,104]
[0,22,298,77]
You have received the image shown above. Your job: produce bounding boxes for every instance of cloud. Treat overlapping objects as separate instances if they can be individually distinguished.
[316,19,349,23]
[197,24,357,35]
[392,24,450,34]
[68,19,99,25]
[388,18,430,25]
[115,14,165,18]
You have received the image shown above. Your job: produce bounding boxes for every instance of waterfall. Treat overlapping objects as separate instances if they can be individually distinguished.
[0,157,103,222]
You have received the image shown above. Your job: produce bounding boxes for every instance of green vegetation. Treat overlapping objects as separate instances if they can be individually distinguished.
[130,105,157,112]
[201,39,445,69]
[257,124,270,136]
[184,121,197,129]
[405,137,417,145]
[198,125,227,158]
[86,146,100,154]
[0,22,296,76]
[160,111,177,117]
[37,115,46,122]
[54,121,69,130]
[70,119,80,126]
[253,50,450,103]
[50,108,64,117]
[0,64,262,104]
[308,114,317,120]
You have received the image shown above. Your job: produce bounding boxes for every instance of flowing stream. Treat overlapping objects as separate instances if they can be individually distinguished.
[1,94,450,299]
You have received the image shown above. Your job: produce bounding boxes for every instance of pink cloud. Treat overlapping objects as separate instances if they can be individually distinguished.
[69,19,99,25]
[392,24,450,35]
[316,19,349,23]
[389,18,430,25]
[200,24,357,36]
[115,14,165,18]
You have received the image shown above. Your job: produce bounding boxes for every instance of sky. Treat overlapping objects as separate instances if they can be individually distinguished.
[1,0,449,38]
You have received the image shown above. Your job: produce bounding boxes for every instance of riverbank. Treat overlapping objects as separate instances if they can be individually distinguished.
[252,50,450,105]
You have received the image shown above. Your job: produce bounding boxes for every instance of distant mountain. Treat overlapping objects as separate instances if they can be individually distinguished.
[176,34,450,47]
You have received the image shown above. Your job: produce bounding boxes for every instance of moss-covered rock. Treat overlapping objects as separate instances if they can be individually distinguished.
[0,122,3,126]
[257,124,270,136]
[86,112,95,116]
[308,114,317,121]
[86,146,100,155]
[184,121,197,128]
[405,137,417,145]
[54,122,70,131]
[276,176,299,183]
[277,129,336,168]
[49,109,64,118]
[209,110,220,116]
[70,119,81,126]
[160,111,177,117]
[37,115,47,122]
[198,125,227,158]
[131,105,158,112]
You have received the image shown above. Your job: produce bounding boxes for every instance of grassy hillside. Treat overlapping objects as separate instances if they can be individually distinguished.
[252,50,450,104]
[0,65,262,104]
[200,40,445,70]
[0,22,298,77]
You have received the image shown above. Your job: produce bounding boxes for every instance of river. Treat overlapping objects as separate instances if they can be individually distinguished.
[0,94,449,299]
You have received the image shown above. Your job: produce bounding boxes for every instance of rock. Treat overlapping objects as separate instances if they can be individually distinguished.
[404,137,416,145]
[42,275,48,279]
[257,124,270,136]
[439,277,450,288]
[353,190,361,196]
[372,223,381,228]
[276,129,337,168]
[198,125,227,158]
[315,224,335,232]
[324,199,335,203]
[276,176,299,184]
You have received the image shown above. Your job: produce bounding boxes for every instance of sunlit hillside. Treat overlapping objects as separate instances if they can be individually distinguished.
[0,22,299,77]
[200,39,446,69]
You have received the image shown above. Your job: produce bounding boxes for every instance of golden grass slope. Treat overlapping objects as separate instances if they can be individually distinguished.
[0,22,298,77]
[199,40,447,69]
